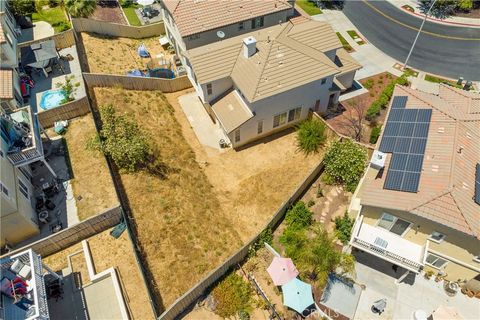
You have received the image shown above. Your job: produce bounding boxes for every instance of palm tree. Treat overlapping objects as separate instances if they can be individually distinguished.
[64,0,96,18]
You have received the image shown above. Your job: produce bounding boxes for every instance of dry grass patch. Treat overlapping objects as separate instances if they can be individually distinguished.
[91,87,243,307]
[49,114,118,220]
[43,230,154,320]
[81,33,171,75]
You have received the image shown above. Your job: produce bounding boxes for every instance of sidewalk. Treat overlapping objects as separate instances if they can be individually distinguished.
[385,0,480,27]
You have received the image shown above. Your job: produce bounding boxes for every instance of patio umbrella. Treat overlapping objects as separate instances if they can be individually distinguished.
[267,257,299,286]
[432,306,463,320]
[282,278,315,314]
[20,40,58,68]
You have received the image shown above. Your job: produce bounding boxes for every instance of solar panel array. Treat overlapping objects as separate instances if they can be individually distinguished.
[379,96,432,193]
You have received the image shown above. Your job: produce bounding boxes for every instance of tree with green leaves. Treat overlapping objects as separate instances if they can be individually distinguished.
[323,139,367,192]
[285,201,313,231]
[418,0,457,19]
[296,118,327,155]
[7,0,36,17]
[97,105,151,172]
[334,212,355,245]
[212,272,252,318]
[64,0,96,18]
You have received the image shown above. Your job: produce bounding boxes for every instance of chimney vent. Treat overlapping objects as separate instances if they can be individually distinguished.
[243,37,256,58]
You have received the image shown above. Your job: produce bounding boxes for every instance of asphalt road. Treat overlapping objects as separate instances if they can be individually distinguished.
[343,0,480,81]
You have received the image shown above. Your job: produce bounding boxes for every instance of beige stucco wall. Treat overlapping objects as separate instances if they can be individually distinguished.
[361,205,480,281]
[335,70,356,91]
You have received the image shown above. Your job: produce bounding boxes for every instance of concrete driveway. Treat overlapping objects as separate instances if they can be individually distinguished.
[353,250,480,320]
[178,92,229,151]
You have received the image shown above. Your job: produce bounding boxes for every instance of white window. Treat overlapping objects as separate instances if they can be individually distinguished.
[273,112,287,128]
[377,213,412,236]
[257,120,263,134]
[429,231,446,243]
[0,181,9,197]
[288,107,302,122]
[425,253,448,269]
[206,83,212,95]
[234,129,240,143]
[18,179,29,200]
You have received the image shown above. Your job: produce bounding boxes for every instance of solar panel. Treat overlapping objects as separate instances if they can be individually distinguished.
[379,96,433,193]
[391,96,408,109]
[475,163,480,205]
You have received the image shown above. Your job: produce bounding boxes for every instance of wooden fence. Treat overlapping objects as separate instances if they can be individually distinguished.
[37,96,91,128]
[83,73,192,92]
[4,206,122,258]
[72,18,165,38]
[159,160,325,320]
[17,29,76,51]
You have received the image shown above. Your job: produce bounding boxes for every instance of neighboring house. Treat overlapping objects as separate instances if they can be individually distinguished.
[185,16,360,148]
[160,0,295,55]
[1,106,45,247]
[349,84,480,285]
[0,2,22,111]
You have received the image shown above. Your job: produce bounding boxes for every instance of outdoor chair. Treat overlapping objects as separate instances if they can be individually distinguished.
[371,298,387,315]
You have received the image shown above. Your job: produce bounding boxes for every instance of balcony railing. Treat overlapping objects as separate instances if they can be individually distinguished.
[350,215,426,273]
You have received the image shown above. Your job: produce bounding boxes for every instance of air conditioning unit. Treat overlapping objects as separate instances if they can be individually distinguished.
[370,150,386,170]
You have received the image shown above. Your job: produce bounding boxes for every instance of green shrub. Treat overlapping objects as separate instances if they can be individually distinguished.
[279,228,308,261]
[369,125,381,144]
[250,228,273,253]
[239,310,250,320]
[334,213,355,245]
[307,199,315,207]
[285,201,313,231]
[296,119,327,155]
[316,186,323,198]
[363,79,374,89]
[323,140,367,192]
[365,75,410,120]
[212,272,252,318]
[98,105,151,172]
[52,21,71,32]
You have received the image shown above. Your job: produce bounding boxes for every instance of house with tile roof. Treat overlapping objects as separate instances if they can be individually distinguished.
[179,14,360,147]
[349,84,480,285]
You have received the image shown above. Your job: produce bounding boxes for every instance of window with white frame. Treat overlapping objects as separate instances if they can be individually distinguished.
[18,179,29,200]
[429,231,446,243]
[288,107,302,122]
[377,213,412,236]
[273,112,287,128]
[425,253,448,269]
[257,120,263,134]
[0,181,9,197]
[206,83,213,95]
[234,129,240,142]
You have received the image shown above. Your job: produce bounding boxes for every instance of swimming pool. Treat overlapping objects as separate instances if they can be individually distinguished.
[39,90,66,110]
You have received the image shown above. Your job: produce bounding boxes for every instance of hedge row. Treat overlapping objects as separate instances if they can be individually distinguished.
[366,75,409,121]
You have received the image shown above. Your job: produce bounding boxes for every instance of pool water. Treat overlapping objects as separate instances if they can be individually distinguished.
[40,90,66,110]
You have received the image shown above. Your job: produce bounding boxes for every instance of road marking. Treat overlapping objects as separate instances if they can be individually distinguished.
[362,0,480,41]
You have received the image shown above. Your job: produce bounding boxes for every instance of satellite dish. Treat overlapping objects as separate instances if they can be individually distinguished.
[217,30,225,39]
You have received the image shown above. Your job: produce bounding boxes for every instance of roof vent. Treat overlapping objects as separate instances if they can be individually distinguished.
[243,36,256,58]
[437,127,444,133]
[370,150,386,170]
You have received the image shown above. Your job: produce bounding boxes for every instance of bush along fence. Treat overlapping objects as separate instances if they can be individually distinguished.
[72,18,165,38]
[2,206,122,258]
[158,160,326,320]
[365,77,409,121]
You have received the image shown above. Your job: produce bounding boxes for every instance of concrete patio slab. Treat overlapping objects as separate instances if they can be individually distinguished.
[178,92,229,151]
[18,21,54,43]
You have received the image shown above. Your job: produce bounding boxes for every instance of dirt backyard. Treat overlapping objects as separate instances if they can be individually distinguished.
[91,0,127,24]
[89,87,327,309]
[47,114,118,220]
[81,33,171,75]
[43,230,155,320]
[325,72,397,145]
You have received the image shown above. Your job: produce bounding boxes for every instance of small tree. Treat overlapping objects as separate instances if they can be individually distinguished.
[212,272,252,318]
[341,100,366,142]
[418,0,456,19]
[64,0,96,18]
[285,201,313,231]
[323,139,367,192]
[334,212,355,245]
[56,75,79,104]
[98,105,151,172]
[7,0,36,17]
[296,119,327,155]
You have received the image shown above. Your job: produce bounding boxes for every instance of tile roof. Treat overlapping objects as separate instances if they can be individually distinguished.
[211,90,253,133]
[187,18,349,102]
[361,85,480,237]
[163,0,292,37]
[0,69,13,99]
